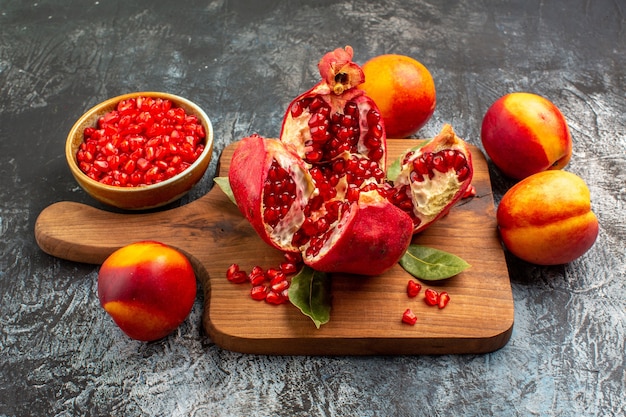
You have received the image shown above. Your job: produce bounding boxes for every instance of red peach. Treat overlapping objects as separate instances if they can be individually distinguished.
[97,241,196,341]
[481,92,572,179]
[497,170,598,265]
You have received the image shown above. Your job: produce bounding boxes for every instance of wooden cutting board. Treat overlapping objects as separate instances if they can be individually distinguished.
[35,139,514,355]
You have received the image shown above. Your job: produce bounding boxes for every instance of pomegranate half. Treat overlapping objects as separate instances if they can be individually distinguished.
[229,134,413,276]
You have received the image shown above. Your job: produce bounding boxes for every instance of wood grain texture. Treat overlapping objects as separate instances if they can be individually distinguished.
[35,139,513,355]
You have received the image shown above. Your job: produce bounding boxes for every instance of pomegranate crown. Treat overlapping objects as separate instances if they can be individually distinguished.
[318,46,365,96]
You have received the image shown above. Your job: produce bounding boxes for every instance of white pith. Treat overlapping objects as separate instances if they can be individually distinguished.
[396,157,462,224]
[281,111,310,158]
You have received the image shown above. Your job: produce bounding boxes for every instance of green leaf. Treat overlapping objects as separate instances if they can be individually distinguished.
[288,266,332,328]
[399,245,470,281]
[213,177,237,206]
[386,140,431,182]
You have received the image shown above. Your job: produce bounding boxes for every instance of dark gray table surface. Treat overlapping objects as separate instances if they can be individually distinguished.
[1,1,624,416]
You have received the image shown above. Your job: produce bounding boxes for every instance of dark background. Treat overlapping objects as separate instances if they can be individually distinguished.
[1,1,624,416]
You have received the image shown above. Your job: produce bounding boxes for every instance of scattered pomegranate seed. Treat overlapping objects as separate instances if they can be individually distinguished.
[250,285,268,301]
[438,291,451,309]
[270,279,290,293]
[225,256,301,305]
[402,309,418,325]
[249,271,266,286]
[226,264,241,281]
[266,290,288,305]
[280,262,298,275]
[424,288,439,306]
[407,280,421,297]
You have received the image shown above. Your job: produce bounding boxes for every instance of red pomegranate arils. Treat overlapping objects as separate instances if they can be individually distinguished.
[226,263,240,280]
[402,309,418,325]
[407,280,422,298]
[270,279,290,293]
[438,291,451,309]
[424,288,439,306]
[76,96,205,187]
[249,272,266,286]
[280,262,299,275]
[230,271,248,284]
[250,285,268,301]
[266,290,288,305]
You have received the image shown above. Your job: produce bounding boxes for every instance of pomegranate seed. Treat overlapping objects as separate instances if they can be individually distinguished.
[344,101,358,116]
[226,263,249,283]
[402,309,418,325]
[369,123,383,139]
[231,271,248,284]
[424,288,439,306]
[291,101,304,117]
[452,152,467,171]
[346,186,360,202]
[305,149,323,163]
[407,280,421,297]
[432,153,447,172]
[284,252,302,265]
[280,262,298,275]
[249,271,266,286]
[265,268,283,281]
[438,292,451,309]
[250,285,268,301]
[271,279,290,293]
[309,96,325,112]
[266,290,288,305]
[368,147,384,162]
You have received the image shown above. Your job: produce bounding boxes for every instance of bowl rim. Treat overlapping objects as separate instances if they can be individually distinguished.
[66,91,214,192]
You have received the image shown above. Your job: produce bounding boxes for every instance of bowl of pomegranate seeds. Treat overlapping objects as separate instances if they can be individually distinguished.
[66,92,213,210]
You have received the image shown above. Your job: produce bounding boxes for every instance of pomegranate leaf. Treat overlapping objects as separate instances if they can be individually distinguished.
[213,177,237,206]
[387,140,431,182]
[288,266,331,328]
[399,245,470,281]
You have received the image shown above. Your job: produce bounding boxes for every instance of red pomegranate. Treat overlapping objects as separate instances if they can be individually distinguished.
[389,124,474,233]
[228,47,473,276]
[229,134,413,276]
[280,46,386,170]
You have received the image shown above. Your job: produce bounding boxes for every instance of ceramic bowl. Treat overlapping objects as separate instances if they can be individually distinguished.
[66,92,213,210]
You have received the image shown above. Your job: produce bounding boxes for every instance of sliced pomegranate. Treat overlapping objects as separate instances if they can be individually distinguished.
[229,135,412,276]
[280,46,386,171]
[229,47,413,276]
[389,124,473,233]
[228,134,315,253]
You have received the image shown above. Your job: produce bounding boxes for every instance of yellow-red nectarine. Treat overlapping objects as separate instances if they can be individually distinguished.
[97,241,196,341]
[481,92,572,179]
[360,54,436,138]
[497,171,598,265]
